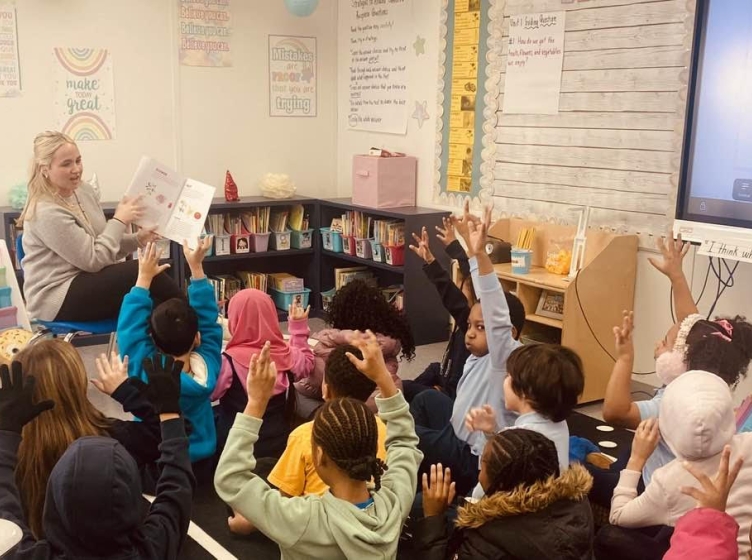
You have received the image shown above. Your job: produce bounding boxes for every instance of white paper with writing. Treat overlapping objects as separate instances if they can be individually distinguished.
[0,4,21,97]
[503,11,565,115]
[347,0,411,134]
[698,238,752,264]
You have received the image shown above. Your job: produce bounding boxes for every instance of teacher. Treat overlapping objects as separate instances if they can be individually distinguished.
[17,131,182,323]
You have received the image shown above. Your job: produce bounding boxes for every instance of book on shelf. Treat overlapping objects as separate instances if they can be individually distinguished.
[373,219,405,246]
[240,207,271,234]
[124,156,216,248]
[289,204,309,231]
[268,272,304,292]
[334,266,376,290]
[236,271,267,292]
[270,209,289,233]
[330,218,343,233]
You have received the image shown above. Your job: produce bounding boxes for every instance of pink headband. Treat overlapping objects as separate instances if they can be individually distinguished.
[711,319,734,342]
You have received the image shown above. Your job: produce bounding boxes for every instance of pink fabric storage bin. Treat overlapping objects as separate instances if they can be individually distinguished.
[0,306,17,330]
[352,155,417,208]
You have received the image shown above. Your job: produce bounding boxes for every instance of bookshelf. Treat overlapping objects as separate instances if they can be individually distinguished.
[318,198,450,346]
[487,218,638,403]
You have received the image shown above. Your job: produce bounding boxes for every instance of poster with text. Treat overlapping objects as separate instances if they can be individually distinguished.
[269,35,317,117]
[502,11,565,115]
[52,48,116,141]
[179,0,232,67]
[347,0,411,134]
[0,4,21,97]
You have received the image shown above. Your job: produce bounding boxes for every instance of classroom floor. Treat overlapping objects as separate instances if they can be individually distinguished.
[75,320,652,559]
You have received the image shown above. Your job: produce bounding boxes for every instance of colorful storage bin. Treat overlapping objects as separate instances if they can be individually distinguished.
[321,288,337,311]
[0,306,16,330]
[250,232,271,253]
[269,287,311,311]
[320,228,343,253]
[342,236,356,256]
[370,240,385,263]
[355,238,372,260]
[385,245,405,266]
[270,231,291,251]
[291,229,313,249]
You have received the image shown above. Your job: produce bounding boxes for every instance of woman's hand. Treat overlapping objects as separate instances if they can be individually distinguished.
[244,342,277,419]
[627,418,661,472]
[408,227,435,264]
[114,195,145,226]
[680,445,742,512]
[287,303,310,321]
[92,352,129,396]
[422,463,456,518]
[0,363,54,433]
[136,226,160,247]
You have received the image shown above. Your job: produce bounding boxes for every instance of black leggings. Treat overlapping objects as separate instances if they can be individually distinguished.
[55,259,183,322]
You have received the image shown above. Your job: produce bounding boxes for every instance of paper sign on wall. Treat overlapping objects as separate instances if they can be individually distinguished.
[178,0,232,67]
[269,35,317,117]
[346,0,411,134]
[0,4,21,97]
[502,11,565,115]
[52,48,116,141]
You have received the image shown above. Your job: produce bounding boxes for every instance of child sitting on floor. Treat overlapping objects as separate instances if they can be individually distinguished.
[211,289,313,459]
[607,370,752,559]
[295,279,415,417]
[118,238,223,477]
[410,203,524,495]
[10,340,162,538]
[404,218,478,401]
[0,356,195,560]
[465,342,585,477]
[226,343,388,535]
[414,429,594,559]
[214,331,423,560]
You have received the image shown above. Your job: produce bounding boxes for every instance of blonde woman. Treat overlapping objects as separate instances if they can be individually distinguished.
[18,131,181,322]
[13,339,162,538]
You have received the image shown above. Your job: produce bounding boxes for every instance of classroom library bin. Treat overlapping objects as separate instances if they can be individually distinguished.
[270,231,291,251]
[370,240,385,262]
[355,237,372,260]
[342,235,356,256]
[250,232,270,253]
[318,198,451,346]
[270,287,311,311]
[291,229,313,249]
[320,228,343,253]
[486,219,638,403]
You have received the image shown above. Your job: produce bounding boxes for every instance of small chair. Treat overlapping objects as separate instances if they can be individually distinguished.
[16,234,117,346]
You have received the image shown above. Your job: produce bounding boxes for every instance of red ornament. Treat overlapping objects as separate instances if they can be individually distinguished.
[224,170,240,202]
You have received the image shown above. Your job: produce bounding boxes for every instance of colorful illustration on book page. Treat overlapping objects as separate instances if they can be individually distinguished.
[444,0,484,194]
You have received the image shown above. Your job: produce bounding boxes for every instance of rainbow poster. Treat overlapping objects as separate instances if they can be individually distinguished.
[268,35,316,117]
[52,47,116,141]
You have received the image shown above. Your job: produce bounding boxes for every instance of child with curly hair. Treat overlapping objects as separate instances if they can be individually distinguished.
[295,279,415,417]
[415,429,594,559]
[214,331,423,559]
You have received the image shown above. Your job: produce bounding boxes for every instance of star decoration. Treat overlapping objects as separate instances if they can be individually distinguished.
[412,100,429,128]
[413,35,426,56]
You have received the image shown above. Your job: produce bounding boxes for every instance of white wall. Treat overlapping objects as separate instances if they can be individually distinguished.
[0,0,338,203]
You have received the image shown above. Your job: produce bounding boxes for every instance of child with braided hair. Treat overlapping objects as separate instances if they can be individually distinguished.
[414,429,594,559]
[214,331,423,560]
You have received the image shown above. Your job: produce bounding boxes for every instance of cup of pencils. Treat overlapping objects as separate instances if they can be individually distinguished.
[511,227,535,274]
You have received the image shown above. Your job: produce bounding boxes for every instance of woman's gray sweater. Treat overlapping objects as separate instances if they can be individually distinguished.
[21,183,139,321]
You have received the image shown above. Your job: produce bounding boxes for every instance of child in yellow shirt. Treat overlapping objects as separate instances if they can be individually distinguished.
[228,343,387,533]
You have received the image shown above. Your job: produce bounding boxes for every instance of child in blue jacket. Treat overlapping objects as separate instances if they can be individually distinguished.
[118,238,222,470]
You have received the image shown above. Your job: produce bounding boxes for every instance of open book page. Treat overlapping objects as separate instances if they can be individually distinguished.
[163,179,216,248]
[125,156,185,234]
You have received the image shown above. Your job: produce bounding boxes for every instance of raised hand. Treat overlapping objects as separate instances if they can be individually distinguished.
[0,362,54,433]
[408,227,435,264]
[183,236,213,279]
[648,233,690,281]
[136,226,160,247]
[287,303,311,321]
[114,194,145,226]
[452,199,480,246]
[245,342,277,418]
[422,463,456,518]
[613,310,635,359]
[465,404,499,435]
[628,418,660,471]
[346,330,389,383]
[680,445,742,512]
[137,242,170,287]
[92,352,129,396]
[141,354,184,416]
[435,216,456,246]
[465,204,492,257]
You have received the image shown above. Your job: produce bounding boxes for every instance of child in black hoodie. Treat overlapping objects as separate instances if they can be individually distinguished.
[0,355,195,560]
[415,429,594,559]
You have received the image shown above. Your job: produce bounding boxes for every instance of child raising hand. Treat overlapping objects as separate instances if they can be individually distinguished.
[214,330,423,560]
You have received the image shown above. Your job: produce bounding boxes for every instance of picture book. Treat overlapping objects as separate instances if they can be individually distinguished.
[125,156,216,248]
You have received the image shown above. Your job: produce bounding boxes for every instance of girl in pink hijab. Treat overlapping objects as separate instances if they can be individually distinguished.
[212,289,313,458]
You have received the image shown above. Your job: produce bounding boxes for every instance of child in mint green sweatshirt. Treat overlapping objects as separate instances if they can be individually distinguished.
[214,331,423,560]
